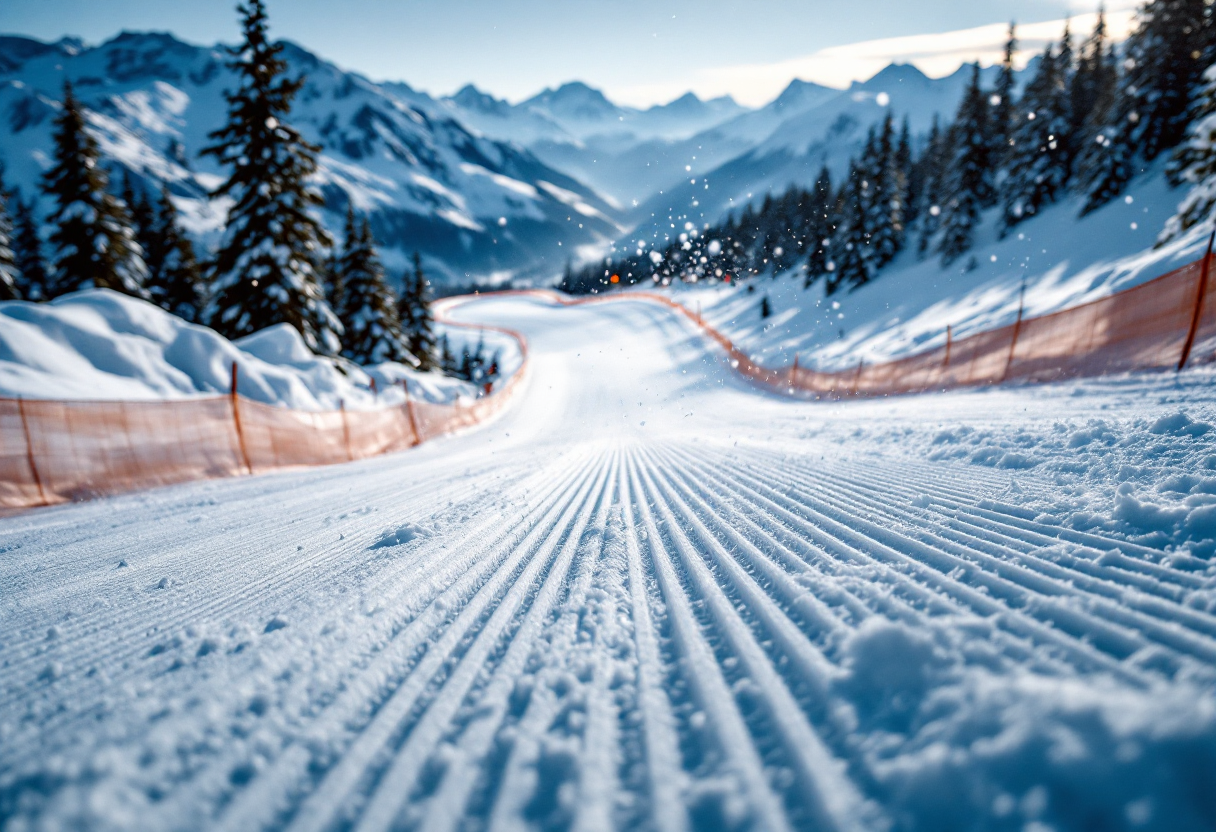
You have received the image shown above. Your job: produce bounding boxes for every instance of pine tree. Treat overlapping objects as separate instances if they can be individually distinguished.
[320,246,343,311]
[938,64,994,263]
[868,114,906,267]
[145,185,205,321]
[122,173,155,246]
[13,199,47,300]
[439,333,456,375]
[42,81,147,297]
[336,215,412,365]
[201,0,340,354]
[895,117,915,223]
[991,23,1019,169]
[0,166,19,300]
[804,165,834,287]
[916,116,948,254]
[398,251,437,370]
[830,160,875,293]
[1159,63,1216,243]
[1071,11,1113,156]
[1002,42,1071,231]
[1083,0,1214,211]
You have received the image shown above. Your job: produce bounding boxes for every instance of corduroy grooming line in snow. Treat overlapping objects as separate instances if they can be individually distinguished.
[0,319,528,509]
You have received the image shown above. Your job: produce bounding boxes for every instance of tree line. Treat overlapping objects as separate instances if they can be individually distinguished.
[0,0,441,373]
[564,0,1216,296]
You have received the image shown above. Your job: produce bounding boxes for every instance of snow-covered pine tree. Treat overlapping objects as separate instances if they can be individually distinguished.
[398,251,437,370]
[42,81,147,298]
[336,214,412,365]
[1082,0,1214,211]
[938,65,994,264]
[1158,63,1216,243]
[896,117,916,225]
[916,116,948,255]
[13,199,47,301]
[804,165,834,287]
[991,23,1018,169]
[144,185,205,321]
[122,173,155,247]
[829,159,875,293]
[201,0,340,354]
[1071,11,1115,156]
[1002,42,1071,231]
[439,332,456,375]
[868,114,905,267]
[0,166,19,300]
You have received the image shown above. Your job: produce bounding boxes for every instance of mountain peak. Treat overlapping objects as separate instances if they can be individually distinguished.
[524,81,619,120]
[449,83,509,115]
[770,78,838,112]
[860,62,930,87]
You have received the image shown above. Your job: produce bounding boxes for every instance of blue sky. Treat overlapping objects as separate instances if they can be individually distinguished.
[2,1,1136,106]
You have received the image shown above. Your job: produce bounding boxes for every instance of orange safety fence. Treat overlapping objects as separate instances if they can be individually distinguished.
[501,245,1216,399]
[0,314,528,510]
[3,249,1213,510]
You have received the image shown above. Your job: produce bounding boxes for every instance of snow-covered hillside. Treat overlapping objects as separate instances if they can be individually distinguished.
[627,63,1018,246]
[4,293,1215,831]
[0,289,489,408]
[658,159,1206,372]
[0,32,623,285]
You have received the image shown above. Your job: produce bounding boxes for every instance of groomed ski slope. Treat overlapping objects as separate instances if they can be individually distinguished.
[3,295,1216,832]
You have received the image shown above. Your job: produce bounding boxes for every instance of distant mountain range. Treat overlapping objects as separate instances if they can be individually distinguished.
[0,32,631,285]
[0,31,1031,287]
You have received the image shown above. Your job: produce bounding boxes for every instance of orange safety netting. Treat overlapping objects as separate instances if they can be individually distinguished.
[2,254,1211,510]
[0,321,527,510]
[538,252,1215,398]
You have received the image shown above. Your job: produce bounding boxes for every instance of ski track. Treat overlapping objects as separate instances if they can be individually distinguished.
[3,296,1216,832]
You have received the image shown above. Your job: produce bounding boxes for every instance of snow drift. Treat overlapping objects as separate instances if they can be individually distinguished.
[0,289,484,410]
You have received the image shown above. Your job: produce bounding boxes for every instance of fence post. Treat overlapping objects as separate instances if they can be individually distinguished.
[790,353,799,387]
[944,324,953,368]
[340,399,353,461]
[230,361,253,475]
[370,377,378,400]
[402,379,421,446]
[851,358,864,396]
[1002,280,1026,383]
[16,397,48,506]
[1178,228,1216,372]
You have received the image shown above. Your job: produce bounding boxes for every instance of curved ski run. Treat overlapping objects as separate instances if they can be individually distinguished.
[3,295,1216,832]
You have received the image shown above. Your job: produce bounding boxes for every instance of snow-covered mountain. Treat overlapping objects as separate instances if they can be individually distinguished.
[441,81,755,207]
[0,32,625,286]
[626,63,1016,248]
[443,81,747,147]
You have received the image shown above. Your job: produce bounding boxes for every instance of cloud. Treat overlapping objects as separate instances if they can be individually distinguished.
[610,10,1136,109]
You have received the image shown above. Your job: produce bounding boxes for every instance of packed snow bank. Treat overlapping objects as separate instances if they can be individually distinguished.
[660,162,1211,372]
[0,290,478,410]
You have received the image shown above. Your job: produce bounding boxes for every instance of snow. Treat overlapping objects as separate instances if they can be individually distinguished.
[657,159,1206,371]
[0,32,623,286]
[0,289,475,408]
[2,293,1215,831]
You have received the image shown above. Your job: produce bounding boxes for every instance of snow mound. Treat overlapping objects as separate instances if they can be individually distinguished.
[370,522,430,549]
[0,289,474,410]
